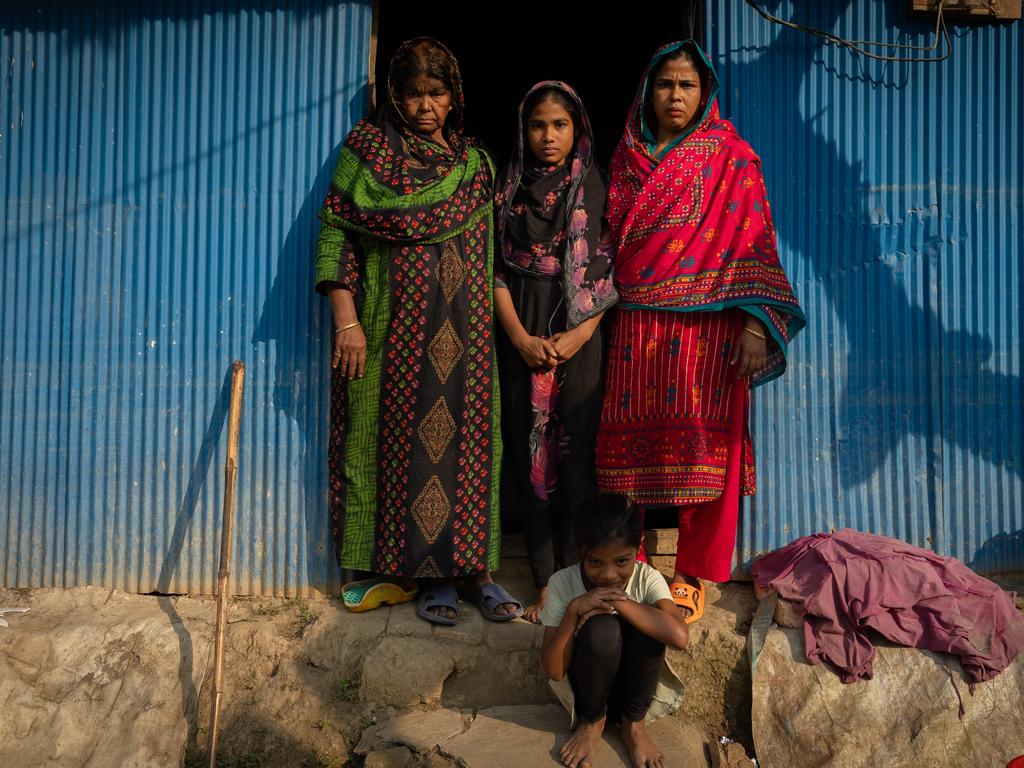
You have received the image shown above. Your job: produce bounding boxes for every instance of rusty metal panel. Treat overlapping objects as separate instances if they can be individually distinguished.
[709,1,1023,573]
[912,0,1021,21]
[0,1,373,595]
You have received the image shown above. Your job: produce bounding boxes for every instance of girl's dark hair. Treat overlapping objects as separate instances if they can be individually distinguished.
[573,494,643,558]
[521,87,582,161]
[522,87,581,133]
[388,38,463,131]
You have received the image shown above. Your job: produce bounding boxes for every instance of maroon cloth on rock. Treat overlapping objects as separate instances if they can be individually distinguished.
[751,529,1024,684]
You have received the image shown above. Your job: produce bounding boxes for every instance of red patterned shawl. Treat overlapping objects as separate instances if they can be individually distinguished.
[607,41,804,385]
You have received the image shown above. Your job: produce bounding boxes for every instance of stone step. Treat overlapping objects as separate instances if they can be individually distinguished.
[357,705,711,768]
[358,601,549,711]
[354,576,760,750]
[0,570,762,768]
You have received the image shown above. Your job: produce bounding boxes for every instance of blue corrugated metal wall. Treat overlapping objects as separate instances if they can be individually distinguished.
[1,1,373,595]
[3,1,1020,594]
[709,2,1023,573]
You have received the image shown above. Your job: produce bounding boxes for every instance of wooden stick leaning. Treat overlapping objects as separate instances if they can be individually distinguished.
[208,360,246,768]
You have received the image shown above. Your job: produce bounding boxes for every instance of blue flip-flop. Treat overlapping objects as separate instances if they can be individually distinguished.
[417,582,460,626]
[474,582,524,622]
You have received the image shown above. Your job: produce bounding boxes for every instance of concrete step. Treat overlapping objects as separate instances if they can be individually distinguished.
[356,705,711,768]
[0,569,760,768]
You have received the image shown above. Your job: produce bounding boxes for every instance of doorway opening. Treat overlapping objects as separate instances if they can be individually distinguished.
[373,2,704,170]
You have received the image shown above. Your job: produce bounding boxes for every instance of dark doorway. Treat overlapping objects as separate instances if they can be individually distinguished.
[374,2,703,170]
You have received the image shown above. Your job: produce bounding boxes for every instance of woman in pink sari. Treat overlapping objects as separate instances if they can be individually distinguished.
[597,40,804,622]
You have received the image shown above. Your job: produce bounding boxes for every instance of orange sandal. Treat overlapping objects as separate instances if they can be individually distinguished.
[669,580,705,624]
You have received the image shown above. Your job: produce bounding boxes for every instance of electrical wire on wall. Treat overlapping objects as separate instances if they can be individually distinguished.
[744,0,953,62]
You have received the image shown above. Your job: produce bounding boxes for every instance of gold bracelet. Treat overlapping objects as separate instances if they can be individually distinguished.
[335,321,360,334]
[744,326,767,341]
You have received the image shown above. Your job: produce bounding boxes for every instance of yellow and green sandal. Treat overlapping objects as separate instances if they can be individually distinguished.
[342,576,418,613]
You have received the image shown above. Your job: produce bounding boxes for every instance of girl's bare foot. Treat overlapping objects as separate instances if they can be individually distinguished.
[559,717,604,768]
[523,585,549,624]
[621,718,665,768]
[671,571,701,620]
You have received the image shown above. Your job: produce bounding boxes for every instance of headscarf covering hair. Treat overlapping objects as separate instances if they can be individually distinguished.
[496,80,617,329]
[386,36,465,137]
[637,41,718,157]
[318,37,492,248]
[606,40,804,385]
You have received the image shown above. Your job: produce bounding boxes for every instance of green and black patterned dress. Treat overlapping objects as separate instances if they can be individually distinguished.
[314,115,501,578]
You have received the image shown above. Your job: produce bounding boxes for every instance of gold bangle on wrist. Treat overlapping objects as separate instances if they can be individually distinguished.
[744,326,767,341]
[335,321,360,334]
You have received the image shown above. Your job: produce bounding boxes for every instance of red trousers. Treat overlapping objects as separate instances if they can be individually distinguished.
[638,376,748,583]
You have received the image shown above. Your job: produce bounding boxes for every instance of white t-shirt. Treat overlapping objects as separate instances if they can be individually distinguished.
[540,561,673,628]
[538,560,683,725]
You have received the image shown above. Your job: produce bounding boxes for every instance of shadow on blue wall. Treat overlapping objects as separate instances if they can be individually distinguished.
[153,365,232,753]
[970,529,1024,575]
[724,2,1022,557]
[251,86,368,593]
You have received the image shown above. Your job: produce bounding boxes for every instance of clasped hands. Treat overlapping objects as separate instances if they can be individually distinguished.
[515,327,587,369]
[569,587,630,636]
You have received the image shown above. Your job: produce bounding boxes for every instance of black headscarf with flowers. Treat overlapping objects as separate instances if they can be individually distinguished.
[495,81,617,329]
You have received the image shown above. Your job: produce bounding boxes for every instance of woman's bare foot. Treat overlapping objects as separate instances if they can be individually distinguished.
[523,585,549,624]
[423,579,458,622]
[427,606,457,620]
[621,718,665,768]
[671,572,701,620]
[559,717,605,768]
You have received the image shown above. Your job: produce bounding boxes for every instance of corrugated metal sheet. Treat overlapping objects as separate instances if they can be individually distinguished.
[708,1,1023,573]
[1,1,373,595]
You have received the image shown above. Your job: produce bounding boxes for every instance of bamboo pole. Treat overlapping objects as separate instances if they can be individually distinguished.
[208,360,245,768]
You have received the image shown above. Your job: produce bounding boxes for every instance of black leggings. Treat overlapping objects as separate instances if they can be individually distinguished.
[569,614,666,724]
[523,501,575,589]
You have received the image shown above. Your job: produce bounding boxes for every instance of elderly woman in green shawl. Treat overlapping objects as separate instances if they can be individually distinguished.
[314,38,521,625]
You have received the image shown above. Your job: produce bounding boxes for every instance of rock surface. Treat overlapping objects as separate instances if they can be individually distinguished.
[360,635,459,707]
[0,587,214,768]
[365,745,417,768]
[751,627,1024,768]
[709,739,757,768]
[356,708,469,754]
